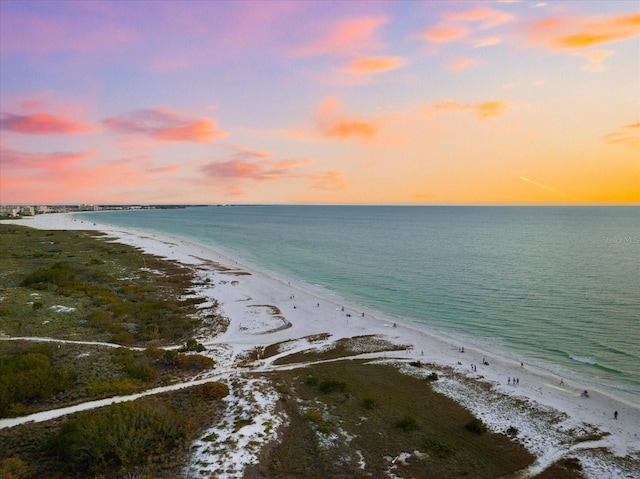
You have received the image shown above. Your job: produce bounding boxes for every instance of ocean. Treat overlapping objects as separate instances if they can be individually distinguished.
[79,206,640,403]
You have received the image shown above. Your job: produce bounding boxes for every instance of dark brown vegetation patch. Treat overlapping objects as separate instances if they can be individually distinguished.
[272,335,409,365]
[247,360,535,478]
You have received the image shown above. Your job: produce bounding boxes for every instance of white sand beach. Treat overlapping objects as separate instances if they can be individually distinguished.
[3,213,640,478]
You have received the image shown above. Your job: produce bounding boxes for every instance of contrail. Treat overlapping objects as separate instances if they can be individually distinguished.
[519,176,575,200]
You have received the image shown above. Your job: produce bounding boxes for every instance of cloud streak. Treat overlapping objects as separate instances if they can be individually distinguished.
[429,100,509,119]
[293,16,388,58]
[0,112,91,135]
[423,7,513,44]
[602,122,640,148]
[530,13,640,50]
[103,108,226,143]
[309,171,347,191]
[198,146,345,195]
[1,148,97,169]
[446,58,482,70]
[347,56,405,73]
[200,148,313,183]
[316,96,379,141]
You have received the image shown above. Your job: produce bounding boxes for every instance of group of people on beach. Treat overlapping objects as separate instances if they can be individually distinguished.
[507,377,520,385]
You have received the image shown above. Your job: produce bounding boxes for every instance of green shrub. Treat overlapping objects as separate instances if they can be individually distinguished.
[84,378,138,398]
[179,338,205,352]
[464,418,487,435]
[161,349,179,366]
[318,379,347,394]
[86,310,114,328]
[423,437,456,458]
[21,262,78,288]
[0,457,32,479]
[194,382,229,400]
[426,372,439,381]
[176,354,215,371]
[303,375,318,386]
[51,399,186,473]
[111,331,135,346]
[362,396,376,410]
[304,410,322,423]
[395,415,420,431]
[0,352,75,417]
[316,422,332,434]
[125,363,157,381]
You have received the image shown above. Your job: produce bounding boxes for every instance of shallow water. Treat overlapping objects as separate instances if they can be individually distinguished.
[80,205,640,403]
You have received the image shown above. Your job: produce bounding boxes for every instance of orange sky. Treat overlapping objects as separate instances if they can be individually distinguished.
[1,1,638,205]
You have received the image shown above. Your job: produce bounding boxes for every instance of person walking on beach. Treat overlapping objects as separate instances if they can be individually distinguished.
[614,410,618,420]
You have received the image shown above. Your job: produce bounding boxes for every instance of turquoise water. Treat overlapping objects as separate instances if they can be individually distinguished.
[79,206,640,402]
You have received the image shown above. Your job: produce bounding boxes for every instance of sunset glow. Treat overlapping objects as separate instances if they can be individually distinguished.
[0,0,638,205]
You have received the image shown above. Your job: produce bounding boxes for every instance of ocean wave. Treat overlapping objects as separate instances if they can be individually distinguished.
[569,355,597,365]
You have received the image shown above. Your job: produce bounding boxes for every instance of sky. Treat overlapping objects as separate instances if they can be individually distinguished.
[0,0,638,205]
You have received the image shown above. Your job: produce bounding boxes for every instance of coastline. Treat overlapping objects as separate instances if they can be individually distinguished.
[4,212,640,477]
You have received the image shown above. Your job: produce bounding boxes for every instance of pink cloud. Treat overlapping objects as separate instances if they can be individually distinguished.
[316,96,379,141]
[201,160,261,179]
[602,122,640,148]
[293,16,388,57]
[2,91,92,126]
[347,56,406,73]
[19,98,47,112]
[275,159,312,169]
[147,164,181,174]
[200,148,313,182]
[448,8,514,29]
[0,148,103,203]
[0,112,92,135]
[423,7,513,44]
[309,171,347,191]
[103,108,226,143]
[0,147,152,204]
[529,13,640,50]
[1,148,97,169]
[473,37,501,48]
[430,100,509,119]
[446,57,482,70]
[423,25,468,43]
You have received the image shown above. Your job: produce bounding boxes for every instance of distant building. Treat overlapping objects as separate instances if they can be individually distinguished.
[0,206,20,217]
[19,206,35,216]
[78,204,100,211]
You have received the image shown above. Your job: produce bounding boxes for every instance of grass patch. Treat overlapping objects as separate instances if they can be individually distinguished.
[0,224,220,417]
[252,360,534,478]
[534,457,585,479]
[0,224,208,345]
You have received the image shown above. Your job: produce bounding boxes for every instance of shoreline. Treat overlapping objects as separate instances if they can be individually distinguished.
[71,208,640,406]
[4,213,640,475]
[61,212,640,405]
